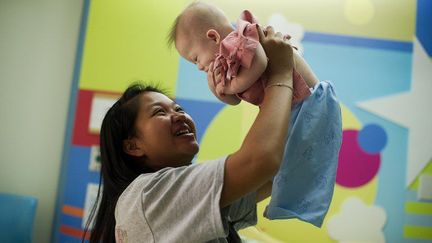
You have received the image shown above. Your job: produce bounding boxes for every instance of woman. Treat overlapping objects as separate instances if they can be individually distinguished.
[84,26,295,242]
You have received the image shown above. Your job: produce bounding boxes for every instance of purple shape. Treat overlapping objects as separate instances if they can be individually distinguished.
[336,130,381,188]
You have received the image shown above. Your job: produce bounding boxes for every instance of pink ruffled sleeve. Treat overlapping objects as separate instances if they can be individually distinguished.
[213,10,260,86]
[234,19,259,69]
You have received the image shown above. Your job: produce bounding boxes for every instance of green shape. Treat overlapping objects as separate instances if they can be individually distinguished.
[404,225,432,240]
[409,159,432,190]
[197,105,243,162]
[79,0,188,93]
[405,201,432,215]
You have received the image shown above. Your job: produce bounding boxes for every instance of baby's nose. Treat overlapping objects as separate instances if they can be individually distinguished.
[197,64,205,71]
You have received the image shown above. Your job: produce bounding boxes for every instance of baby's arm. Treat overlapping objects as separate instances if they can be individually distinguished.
[221,43,268,95]
[293,50,319,88]
[207,65,241,105]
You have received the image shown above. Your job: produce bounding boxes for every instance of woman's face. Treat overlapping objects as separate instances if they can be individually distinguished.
[127,91,199,170]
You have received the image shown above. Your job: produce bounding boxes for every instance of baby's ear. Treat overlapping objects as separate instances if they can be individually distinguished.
[206,29,221,44]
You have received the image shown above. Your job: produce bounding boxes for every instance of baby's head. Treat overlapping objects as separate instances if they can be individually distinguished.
[168,2,233,72]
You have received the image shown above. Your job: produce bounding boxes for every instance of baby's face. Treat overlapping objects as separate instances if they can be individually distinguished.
[176,34,219,73]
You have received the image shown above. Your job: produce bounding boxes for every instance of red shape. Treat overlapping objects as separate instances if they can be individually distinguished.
[60,224,90,240]
[72,89,119,146]
[62,204,84,218]
[336,130,381,188]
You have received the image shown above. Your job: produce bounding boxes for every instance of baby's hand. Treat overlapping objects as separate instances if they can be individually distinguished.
[213,64,223,85]
[207,62,217,85]
[207,62,241,105]
[208,62,224,93]
[215,82,225,97]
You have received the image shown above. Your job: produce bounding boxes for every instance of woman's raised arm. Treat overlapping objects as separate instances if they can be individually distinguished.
[220,26,295,207]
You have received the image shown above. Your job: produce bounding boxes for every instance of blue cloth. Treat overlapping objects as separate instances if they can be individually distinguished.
[264,81,342,227]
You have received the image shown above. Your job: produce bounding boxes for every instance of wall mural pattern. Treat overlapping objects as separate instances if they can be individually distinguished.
[54,0,432,242]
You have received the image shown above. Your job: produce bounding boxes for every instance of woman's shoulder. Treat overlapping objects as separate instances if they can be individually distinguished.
[119,156,229,201]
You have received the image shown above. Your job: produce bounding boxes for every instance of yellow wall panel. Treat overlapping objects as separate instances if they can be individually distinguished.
[79,0,188,92]
[206,0,415,41]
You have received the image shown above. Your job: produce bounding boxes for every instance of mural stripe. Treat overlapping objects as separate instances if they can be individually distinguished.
[404,225,432,239]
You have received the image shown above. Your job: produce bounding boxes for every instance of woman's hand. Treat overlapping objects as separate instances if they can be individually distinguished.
[257,25,294,87]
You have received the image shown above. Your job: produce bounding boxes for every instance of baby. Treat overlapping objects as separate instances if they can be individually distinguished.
[169,2,342,228]
[170,2,318,107]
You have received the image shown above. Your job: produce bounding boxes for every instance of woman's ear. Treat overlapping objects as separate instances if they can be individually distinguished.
[206,29,221,44]
[123,139,145,157]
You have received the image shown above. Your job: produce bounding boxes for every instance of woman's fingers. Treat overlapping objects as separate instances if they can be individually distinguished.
[265,26,275,37]
[258,29,295,83]
[282,34,298,50]
[284,34,291,40]
[257,25,266,42]
[274,32,283,39]
[258,25,289,42]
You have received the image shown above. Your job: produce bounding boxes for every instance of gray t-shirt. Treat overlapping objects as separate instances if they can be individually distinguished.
[114,156,257,243]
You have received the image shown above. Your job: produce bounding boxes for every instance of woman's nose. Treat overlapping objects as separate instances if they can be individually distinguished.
[171,112,187,123]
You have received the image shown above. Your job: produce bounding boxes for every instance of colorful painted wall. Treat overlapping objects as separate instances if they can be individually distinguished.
[53,0,432,242]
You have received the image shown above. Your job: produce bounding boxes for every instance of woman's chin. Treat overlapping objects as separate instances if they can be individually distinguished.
[184,140,200,154]
[183,146,200,163]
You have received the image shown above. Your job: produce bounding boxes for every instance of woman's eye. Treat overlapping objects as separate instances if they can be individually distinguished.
[175,107,185,113]
[154,109,165,115]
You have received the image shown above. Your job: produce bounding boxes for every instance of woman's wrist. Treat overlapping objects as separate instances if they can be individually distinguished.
[265,82,293,92]
[266,72,293,89]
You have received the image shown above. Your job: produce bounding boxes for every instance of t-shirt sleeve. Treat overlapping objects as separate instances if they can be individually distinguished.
[138,157,228,242]
[216,20,260,83]
[221,191,258,231]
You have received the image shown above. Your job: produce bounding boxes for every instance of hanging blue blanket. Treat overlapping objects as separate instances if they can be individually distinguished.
[264,81,342,228]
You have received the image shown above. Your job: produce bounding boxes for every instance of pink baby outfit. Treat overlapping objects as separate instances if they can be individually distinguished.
[211,10,311,106]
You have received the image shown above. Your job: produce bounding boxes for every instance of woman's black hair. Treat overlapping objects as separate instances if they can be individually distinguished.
[82,82,167,242]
